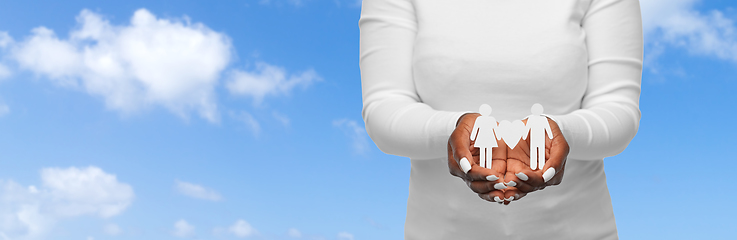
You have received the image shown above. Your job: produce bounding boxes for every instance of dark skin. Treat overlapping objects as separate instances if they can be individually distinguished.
[448,113,569,204]
[448,113,508,203]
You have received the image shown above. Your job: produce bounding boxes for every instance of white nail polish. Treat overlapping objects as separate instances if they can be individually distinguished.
[542,168,556,182]
[494,183,507,190]
[504,196,515,201]
[460,157,472,174]
[494,196,503,202]
[515,172,529,181]
[506,181,517,187]
[486,175,499,181]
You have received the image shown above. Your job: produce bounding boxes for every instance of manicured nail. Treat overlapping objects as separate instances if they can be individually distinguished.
[506,181,517,187]
[460,157,472,174]
[542,168,556,182]
[504,196,515,201]
[494,183,507,190]
[494,196,504,202]
[486,175,499,181]
[515,172,529,181]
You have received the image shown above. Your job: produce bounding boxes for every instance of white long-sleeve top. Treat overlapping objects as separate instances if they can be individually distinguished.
[360,0,642,239]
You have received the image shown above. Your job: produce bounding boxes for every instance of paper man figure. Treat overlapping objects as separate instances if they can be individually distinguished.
[470,104,498,169]
[523,103,553,170]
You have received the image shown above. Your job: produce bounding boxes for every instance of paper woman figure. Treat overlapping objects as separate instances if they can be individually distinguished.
[470,104,498,169]
[523,103,554,170]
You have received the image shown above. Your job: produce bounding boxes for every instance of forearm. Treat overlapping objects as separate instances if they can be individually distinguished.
[550,0,643,160]
[363,96,467,159]
[360,0,469,159]
[550,100,640,160]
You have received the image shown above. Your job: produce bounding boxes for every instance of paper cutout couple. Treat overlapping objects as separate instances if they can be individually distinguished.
[470,103,553,170]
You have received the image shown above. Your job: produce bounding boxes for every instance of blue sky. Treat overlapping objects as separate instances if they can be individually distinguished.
[0,0,735,239]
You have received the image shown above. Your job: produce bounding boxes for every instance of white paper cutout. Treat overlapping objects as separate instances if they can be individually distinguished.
[523,103,554,170]
[470,104,498,169]
[496,120,526,149]
[471,103,554,171]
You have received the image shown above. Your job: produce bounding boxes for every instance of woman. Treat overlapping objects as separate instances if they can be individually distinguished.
[359,0,642,239]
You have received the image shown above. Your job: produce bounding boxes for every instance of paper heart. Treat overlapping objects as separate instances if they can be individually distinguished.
[497,120,527,149]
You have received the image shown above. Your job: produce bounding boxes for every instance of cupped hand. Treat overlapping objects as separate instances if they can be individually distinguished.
[448,113,510,203]
[501,117,569,204]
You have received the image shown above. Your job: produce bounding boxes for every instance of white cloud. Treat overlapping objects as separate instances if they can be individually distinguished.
[333,119,370,154]
[0,166,134,239]
[175,180,222,201]
[0,31,13,80]
[0,187,53,239]
[337,232,354,240]
[231,111,261,136]
[3,10,322,123]
[0,31,12,48]
[0,64,11,80]
[41,166,134,218]
[14,27,81,83]
[272,111,290,128]
[226,62,321,105]
[287,228,301,238]
[229,219,256,238]
[103,223,122,235]
[172,219,195,238]
[11,9,231,122]
[641,0,737,63]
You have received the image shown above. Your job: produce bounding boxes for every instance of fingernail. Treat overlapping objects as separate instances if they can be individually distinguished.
[506,181,517,187]
[486,175,499,181]
[460,157,472,174]
[494,196,504,203]
[542,168,556,182]
[494,183,507,190]
[505,196,515,201]
[515,172,529,181]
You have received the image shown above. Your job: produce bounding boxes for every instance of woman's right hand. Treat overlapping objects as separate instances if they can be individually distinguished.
[448,113,509,203]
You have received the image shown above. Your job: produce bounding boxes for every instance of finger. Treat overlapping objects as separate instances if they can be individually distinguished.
[448,148,501,186]
[546,162,566,186]
[467,176,507,194]
[466,154,507,193]
[466,164,505,183]
[449,118,476,175]
[447,142,467,179]
[465,138,509,190]
[503,188,527,205]
[506,152,547,190]
[478,191,506,203]
[503,170,536,193]
[541,119,569,184]
[447,134,475,179]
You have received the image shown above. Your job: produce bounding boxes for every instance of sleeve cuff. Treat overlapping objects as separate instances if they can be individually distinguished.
[447,111,474,135]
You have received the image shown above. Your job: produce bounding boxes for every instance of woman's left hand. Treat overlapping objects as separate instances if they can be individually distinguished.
[501,117,569,204]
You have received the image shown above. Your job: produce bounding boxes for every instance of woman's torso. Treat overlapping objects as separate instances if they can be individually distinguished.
[405,0,618,239]
[412,0,590,119]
